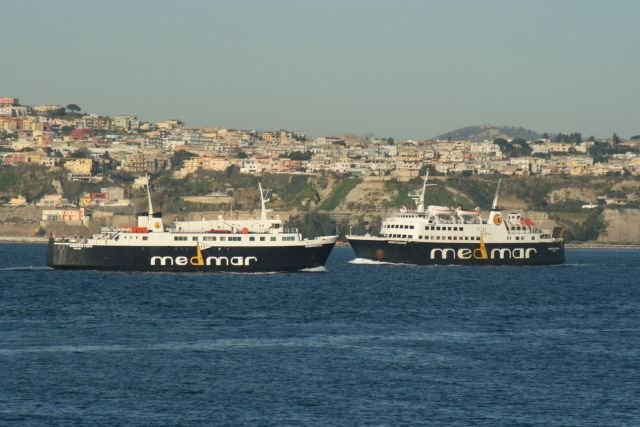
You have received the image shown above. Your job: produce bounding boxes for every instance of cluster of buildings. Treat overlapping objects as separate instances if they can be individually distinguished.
[1,96,639,224]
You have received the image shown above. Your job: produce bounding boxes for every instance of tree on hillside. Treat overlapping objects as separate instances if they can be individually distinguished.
[612,132,622,145]
[66,104,81,113]
[288,151,312,161]
[170,150,198,170]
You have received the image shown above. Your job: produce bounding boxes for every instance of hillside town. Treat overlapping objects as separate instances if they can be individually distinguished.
[2,96,639,181]
[1,96,639,242]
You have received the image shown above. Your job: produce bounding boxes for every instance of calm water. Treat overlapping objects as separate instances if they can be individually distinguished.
[0,244,639,426]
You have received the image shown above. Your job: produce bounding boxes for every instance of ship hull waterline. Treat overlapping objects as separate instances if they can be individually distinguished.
[347,237,564,266]
[47,240,336,273]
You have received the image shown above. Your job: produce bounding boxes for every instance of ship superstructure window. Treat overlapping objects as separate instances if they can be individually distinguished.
[142,236,148,241]
[203,236,216,241]
[174,236,188,241]
[249,237,255,241]
[192,236,198,241]
[270,237,276,241]
[228,236,241,242]
[220,237,226,241]
[282,236,295,241]
[260,237,266,241]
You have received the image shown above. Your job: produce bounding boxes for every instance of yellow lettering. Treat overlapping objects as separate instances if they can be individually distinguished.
[190,244,205,266]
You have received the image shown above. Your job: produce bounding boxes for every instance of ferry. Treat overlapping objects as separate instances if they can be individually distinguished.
[47,181,337,272]
[347,174,564,266]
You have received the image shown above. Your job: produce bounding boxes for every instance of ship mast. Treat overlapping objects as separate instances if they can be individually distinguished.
[258,182,272,221]
[491,178,502,210]
[409,170,435,213]
[145,174,154,216]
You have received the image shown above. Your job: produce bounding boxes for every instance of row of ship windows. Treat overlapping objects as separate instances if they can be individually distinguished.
[385,234,480,241]
[386,224,467,232]
[384,234,537,241]
[174,235,296,242]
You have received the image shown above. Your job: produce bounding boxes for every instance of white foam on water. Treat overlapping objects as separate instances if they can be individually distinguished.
[0,266,52,271]
[298,266,328,273]
[348,258,415,266]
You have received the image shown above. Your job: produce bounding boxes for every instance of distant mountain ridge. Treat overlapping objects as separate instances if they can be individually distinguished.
[434,125,540,141]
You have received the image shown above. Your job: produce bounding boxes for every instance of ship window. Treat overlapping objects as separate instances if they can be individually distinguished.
[271,236,276,241]
[448,236,452,240]
[174,236,187,241]
[220,237,226,241]
[192,236,198,241]
[532,236,535,240]
[249,237,255,241]
[436,227,440,231]
[142,236,148,241]
[447,227,451,231]
[204,236,216,241]
[409,225,414,229]
[460,227,464,231]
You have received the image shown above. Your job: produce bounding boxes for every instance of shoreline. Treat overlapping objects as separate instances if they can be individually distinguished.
[0,235,638,250]
[0,236,48,244]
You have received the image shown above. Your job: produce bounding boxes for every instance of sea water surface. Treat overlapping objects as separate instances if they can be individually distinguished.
[0,244,639,426]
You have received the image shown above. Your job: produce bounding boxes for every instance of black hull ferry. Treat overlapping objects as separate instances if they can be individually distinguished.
[47,182,337,272]
[347,174,564,266]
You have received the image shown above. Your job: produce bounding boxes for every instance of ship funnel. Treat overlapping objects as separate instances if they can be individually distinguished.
[143,174,164,232]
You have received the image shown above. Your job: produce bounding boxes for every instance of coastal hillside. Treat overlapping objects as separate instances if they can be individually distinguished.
[1,166,639,243]
[434,124,540,141]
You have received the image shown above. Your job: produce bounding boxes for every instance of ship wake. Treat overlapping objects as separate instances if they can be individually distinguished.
[298,266,328,273]
[0,266,52,271]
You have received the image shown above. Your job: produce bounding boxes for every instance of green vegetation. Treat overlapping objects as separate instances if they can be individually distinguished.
[319,177,361,210]
[0,165,58,202]
[285,211,335,238]
[170,150,198,170]
[556,210,606,242]
[383,177,474,210]
[588,141,630,163]
[493,138,532,157]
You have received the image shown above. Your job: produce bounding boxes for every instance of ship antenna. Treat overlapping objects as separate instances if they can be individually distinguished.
[417,169,429,212]
[145,174,154,216]
[491,178,502,210]
[258,181,272,220]
[409,169,435,213]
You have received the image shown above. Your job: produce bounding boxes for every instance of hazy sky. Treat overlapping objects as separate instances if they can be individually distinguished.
[3,0,639,139]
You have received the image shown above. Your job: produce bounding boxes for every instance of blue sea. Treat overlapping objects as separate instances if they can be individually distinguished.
[1,244,639,426]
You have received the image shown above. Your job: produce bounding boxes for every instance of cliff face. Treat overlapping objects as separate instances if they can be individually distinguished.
[598,209,640,243]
